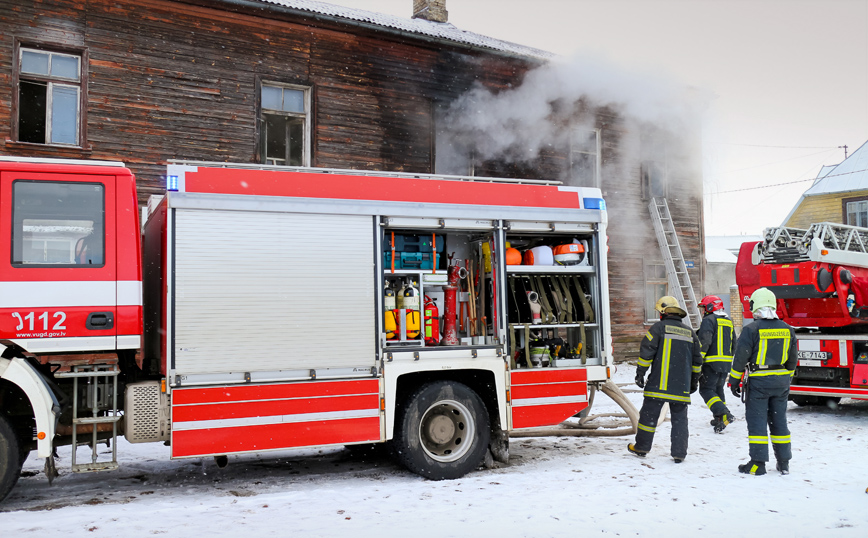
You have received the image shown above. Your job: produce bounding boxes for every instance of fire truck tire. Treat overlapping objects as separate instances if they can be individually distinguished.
[0,415,22,503]
[392,381,490,481]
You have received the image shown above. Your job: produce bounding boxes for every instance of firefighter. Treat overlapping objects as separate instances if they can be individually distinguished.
[628,296,703,463]
[697,295,736,432]
[729,287,797,476]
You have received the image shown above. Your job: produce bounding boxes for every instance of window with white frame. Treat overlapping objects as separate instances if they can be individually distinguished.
[260,83,310,166]
[17,48,82,146]
[846,200,868,227]
[570,128,600,188]
[644,263,668,322]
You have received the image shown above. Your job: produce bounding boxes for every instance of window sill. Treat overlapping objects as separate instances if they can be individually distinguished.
[4,139,93,155]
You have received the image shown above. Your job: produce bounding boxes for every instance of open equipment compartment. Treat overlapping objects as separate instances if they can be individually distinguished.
[381,217,501,349]
[504,222,603,369]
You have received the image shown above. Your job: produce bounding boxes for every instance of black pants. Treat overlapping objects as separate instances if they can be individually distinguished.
[744,376,792,462]
[699,366,731,418]
[633,397,689,458]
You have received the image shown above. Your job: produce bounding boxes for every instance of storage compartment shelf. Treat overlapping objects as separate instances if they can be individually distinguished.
[509,323,599,330]
[507,265,594,274]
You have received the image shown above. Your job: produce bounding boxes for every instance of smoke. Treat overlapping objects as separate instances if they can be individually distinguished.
[437,53,710,179]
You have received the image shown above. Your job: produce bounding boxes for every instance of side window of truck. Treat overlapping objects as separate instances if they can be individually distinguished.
[11,180,105,267]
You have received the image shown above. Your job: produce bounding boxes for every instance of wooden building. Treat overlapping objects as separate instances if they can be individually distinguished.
[783,140,868,229]
[0,0,705,361]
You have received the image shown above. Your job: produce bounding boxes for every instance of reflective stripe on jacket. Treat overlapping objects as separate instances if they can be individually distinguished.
[638,314,703,403]
[730,318,797,382]
[698,314,735,363]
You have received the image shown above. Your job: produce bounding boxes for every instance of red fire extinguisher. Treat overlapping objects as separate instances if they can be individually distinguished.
[424,295,440,346]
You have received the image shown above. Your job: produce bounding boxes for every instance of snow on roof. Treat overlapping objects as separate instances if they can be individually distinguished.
[803,139,868,196]
[706,247,738,264]
[247,0,553,59]
[705,235,761,253]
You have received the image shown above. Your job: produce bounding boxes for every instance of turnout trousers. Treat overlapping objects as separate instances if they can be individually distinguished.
[699,365,731,418]
[744,376,792,462]
[634,397,689,458]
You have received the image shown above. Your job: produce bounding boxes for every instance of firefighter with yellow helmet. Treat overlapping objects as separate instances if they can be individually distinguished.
[697,295,736,432]
[628,296,703,463]
[729,287,797,476]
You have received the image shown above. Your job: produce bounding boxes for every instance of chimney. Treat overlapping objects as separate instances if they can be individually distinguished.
[413,0,448,23]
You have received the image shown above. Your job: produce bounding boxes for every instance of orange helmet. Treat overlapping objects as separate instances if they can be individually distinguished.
[506,248,522,265]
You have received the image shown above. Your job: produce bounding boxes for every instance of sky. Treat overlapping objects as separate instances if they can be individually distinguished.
[324,0,868,237]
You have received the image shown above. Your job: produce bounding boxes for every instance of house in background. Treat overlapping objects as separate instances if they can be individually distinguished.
[783,140,868,228]
[1,0,705,361]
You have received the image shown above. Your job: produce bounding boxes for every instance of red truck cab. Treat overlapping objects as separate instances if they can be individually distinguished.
[0,157,142,357]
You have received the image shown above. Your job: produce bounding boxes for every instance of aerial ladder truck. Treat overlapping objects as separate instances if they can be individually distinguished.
[736,222,868,405]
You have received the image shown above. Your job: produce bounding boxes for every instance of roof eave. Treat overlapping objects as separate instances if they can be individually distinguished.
[186,0,552,63]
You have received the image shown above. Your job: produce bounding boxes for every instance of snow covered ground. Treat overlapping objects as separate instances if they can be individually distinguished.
[1,366,867,537]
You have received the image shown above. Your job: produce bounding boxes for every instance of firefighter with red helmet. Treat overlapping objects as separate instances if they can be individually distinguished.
[729,287,797,476]
[697,295,736,432]
[628,296,703,463]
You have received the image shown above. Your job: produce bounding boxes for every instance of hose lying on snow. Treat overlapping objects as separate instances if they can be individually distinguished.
[509,379,639,437]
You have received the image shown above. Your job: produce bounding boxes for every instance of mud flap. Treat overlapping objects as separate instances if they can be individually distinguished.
[44,454,58,485]
[487,427,509,465]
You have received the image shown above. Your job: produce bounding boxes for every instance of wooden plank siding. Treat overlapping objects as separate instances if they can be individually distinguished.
[785,191,868,229]
[0,0,704,362]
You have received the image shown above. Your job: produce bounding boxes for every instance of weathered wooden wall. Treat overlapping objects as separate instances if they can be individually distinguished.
[1,0,536,201]
[0,0,704,362]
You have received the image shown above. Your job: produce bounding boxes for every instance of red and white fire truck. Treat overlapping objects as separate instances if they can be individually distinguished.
[736,223,868,405]
[0,157,613,501]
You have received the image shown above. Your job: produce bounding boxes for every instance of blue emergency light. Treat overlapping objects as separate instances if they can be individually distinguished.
[167,175,179,191]
[583,197,606,211]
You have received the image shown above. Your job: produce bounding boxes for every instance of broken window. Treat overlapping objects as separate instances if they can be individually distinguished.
[17,48,81,146]
[641,161,667,199]
[570,128,600,188]
[260,83,310,166]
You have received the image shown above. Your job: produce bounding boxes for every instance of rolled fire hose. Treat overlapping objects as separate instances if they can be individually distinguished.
[509,379,639,438]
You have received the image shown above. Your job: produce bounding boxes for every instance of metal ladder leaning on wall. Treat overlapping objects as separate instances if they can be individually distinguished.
[649,197,701,329]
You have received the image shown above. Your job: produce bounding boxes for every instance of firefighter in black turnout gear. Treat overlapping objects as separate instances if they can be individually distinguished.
[628,296,703,463]
[730,287,797,476]
[697,295,736,432]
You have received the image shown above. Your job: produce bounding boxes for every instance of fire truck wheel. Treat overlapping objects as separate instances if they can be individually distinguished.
[0,415,22,503]
[393,381,490,481]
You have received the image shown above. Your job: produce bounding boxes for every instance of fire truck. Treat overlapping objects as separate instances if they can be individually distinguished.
[0,157,613,501]
[736,222,868,405]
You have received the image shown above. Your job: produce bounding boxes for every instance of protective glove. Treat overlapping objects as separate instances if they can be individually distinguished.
[635,372,645,388]
[690,373,700,394]
[729,378,741,397]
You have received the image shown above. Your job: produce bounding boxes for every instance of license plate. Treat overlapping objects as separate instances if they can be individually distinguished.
[797,351,830,360]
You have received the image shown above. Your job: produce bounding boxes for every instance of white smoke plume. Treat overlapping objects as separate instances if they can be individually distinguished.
[437,53,709,178]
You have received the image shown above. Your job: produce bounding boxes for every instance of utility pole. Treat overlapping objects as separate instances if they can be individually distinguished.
[839,145,849,159]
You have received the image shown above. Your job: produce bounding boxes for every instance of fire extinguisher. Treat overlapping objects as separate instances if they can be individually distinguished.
[424,295,440,346]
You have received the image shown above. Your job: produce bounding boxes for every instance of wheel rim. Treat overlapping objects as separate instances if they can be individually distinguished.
[418,399,475,463]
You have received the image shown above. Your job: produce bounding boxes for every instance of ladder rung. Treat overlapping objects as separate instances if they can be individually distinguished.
[73,416,121,425]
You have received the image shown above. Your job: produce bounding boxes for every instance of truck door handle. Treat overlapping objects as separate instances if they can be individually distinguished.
[86,312,114,330]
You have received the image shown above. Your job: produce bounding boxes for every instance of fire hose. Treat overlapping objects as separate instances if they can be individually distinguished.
[509,378,639,438]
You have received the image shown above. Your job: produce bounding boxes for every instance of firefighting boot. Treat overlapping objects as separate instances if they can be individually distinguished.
[627,443,647,458]
[738,460,767,476]
[673,456,685,463]
[776,460,790,475]
[713,413,734,433]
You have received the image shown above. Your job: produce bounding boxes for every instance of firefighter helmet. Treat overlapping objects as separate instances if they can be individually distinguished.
[655,295,687,317]
[749,287,777,312]
[699,295,724,314]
